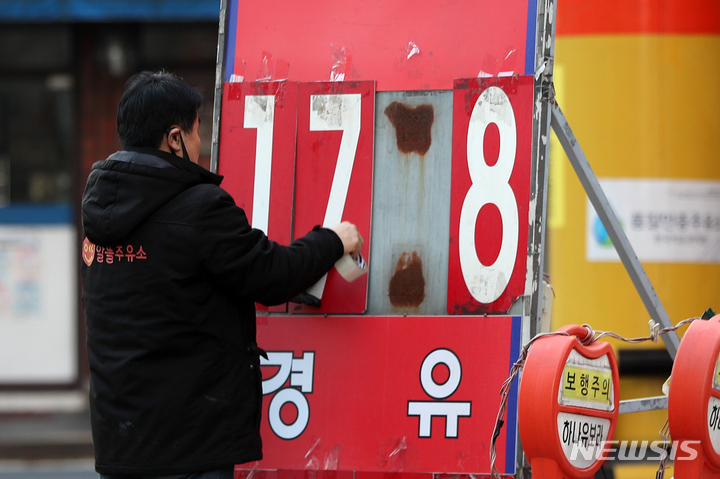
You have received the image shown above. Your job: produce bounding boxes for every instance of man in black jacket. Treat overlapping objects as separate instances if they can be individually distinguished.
[81,71,362,479]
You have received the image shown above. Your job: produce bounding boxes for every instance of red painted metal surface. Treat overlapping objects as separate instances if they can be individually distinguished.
[668,315,720,478]
[227,0,533,90]
[239,315,519,474]
[234,471,511,479]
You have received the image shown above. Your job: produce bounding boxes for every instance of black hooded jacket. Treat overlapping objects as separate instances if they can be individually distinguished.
[81,147,343,475]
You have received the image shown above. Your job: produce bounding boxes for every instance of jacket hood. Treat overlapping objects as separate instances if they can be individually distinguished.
[82,147,222,245]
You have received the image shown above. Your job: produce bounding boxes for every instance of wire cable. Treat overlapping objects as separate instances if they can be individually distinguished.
[656,419,671,479]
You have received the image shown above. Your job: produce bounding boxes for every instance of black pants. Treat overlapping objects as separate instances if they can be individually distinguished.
[100,469,234,479]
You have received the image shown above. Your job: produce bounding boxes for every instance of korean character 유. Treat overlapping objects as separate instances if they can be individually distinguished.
[579,421,590,447]
[125,245,136,262]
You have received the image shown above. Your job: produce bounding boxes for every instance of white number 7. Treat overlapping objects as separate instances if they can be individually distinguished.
[305,93,362,299]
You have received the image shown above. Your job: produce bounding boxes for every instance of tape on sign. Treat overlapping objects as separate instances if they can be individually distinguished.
[335,253,367,282]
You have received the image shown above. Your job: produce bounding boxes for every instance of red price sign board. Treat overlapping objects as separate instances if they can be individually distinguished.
[254,315,521,475]
[291,81,375,314]
[448,76,533,314]
[223,0,537,90]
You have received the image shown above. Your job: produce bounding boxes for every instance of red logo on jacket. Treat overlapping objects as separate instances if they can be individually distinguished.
[82,237,96,266]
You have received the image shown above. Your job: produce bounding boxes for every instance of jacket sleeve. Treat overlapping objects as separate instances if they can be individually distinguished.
[195,185,345,305]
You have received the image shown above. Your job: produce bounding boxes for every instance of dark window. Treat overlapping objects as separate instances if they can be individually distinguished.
[0,25,74,204]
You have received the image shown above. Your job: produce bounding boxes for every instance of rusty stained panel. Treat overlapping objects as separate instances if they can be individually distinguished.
[367,91,452,315]
[384,102,434,155]
[388,251,426,307]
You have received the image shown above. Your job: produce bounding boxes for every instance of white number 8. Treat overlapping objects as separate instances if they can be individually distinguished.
[459,86,519,304]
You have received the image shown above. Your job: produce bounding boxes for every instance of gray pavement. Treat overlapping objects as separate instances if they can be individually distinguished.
[0,409,94,477]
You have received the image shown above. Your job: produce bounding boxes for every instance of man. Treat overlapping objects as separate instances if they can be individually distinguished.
[81,71,363,479]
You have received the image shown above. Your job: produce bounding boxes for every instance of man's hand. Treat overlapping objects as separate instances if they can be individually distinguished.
[329,221,364,257]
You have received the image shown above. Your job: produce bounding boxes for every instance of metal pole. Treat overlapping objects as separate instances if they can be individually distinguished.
[619,396,668,414]
[549,102,681,359]
[210,0,229,174]
[514,0,557,476]
[528,0,556,340]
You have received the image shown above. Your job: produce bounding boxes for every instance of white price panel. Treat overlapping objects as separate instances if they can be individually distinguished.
[448,76,533,314]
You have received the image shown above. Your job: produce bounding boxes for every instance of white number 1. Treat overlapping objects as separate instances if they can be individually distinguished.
[305,93,362,299]
[459,86,519,304]
[244,94,275,234]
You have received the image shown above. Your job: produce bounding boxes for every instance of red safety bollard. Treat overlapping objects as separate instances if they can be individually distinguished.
[518,324,620,478]
[669,314,720,478]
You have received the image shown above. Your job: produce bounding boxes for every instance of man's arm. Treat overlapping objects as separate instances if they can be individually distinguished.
[196,186,362,305]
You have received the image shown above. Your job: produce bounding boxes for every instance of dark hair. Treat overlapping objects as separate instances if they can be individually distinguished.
[117,70,203,148]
